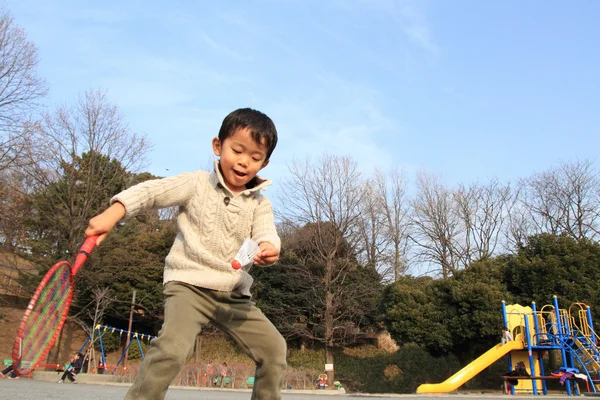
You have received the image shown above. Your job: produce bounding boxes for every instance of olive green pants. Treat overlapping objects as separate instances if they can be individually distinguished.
[125,281,287,400]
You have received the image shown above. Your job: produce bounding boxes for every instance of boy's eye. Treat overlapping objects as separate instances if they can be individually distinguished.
[232,149,241,154]
[252,157,262,162]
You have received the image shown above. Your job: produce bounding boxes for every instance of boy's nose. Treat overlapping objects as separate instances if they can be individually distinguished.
[238,156,248,166]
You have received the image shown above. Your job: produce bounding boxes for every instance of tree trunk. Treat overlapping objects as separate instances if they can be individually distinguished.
[47,328,64,365]
[325,346,335,389]
[324,266,335,387]
[195,335,202,362]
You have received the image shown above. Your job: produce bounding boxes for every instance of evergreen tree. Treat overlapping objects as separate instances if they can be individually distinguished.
[506,233,600,315]
[252,222,382,349]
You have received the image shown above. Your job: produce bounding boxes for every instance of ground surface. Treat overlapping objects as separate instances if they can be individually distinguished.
[0,378,590,400]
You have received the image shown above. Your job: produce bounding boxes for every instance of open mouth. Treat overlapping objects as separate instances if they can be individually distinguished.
[233,170,247,178]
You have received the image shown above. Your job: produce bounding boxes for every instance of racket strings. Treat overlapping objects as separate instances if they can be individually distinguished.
[20,264,71,367]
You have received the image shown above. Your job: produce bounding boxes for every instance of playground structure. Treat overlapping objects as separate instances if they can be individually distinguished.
[417,296,600,395]
[78,324,156,374]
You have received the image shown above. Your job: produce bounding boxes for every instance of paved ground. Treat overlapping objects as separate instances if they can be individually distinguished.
[0,378,592,399]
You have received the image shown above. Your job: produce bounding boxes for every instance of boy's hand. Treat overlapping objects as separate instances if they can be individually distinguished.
[253,242,280,266]
[84,202,126,245]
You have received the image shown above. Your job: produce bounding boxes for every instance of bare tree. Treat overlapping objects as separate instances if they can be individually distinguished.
[347,167,412,282]
[0,9,48,171]
[372,167,411,281]
[493,181,529,252]
[21,89,151,255]
[0,168,33,249]
[503,200,531,250]
[0,168,37,299]
[31,89,149,174]
[559,160,600,239]
[452,183,475,266]
[520,169,564,236]
[521,160,600,240]
[355,179,387,269]
[277,153,368,387]
[453,178,513,265]
[410,171,461,278]
[70,287,116,371]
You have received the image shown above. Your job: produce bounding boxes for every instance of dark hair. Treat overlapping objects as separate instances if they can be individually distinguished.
[218,108,278,160]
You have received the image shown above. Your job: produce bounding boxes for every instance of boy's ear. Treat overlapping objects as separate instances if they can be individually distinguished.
[261,159,270,169]
[212,137,221,156]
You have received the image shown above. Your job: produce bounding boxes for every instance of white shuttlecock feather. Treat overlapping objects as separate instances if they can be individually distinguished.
[231,238,259,270]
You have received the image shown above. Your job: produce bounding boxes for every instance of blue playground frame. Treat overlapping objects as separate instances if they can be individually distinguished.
[79,324,156,374]
[502,296,600,396]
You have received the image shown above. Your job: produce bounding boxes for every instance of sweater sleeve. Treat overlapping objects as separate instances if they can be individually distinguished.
[251,196,281,250]
[111,171,202,217]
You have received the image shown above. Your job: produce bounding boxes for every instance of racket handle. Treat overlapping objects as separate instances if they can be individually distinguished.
[72,235,98,275]
[80,235,99,255]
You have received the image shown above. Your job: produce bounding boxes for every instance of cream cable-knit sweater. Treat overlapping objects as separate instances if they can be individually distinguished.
[111,161,280,297]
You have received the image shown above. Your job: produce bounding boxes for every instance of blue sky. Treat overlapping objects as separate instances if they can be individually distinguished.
[5,0,600,195]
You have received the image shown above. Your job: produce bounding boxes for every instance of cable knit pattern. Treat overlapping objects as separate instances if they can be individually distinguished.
[111,161,280,297]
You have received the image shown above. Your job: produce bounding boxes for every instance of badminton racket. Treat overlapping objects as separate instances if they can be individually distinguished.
[11,235,98,375]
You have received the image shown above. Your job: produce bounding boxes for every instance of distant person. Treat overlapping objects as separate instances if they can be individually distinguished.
[0,364,19,379]
[515,361,528,376]
[317,373,327,389]
[219,362,228,388]
[504,360,529,390]
[502,326,514,345]
[205,360,214,387]
[81,352,90,373]
[98,358,107,375]
[58,352,83,383]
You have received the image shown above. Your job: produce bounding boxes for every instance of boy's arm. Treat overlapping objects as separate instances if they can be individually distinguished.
[85,202,126,245]
[86,172,200,245]
[251,197,281,266]
[111,171,200,218]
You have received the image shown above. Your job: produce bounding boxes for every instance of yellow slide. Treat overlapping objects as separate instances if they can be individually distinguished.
[416,340,524,394]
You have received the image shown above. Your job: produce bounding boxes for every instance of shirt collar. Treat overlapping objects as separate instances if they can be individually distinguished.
[210,160,272,196]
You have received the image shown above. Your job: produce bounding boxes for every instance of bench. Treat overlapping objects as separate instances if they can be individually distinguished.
[3,359,35,379]
[501,375,588,394]
[3,359,32,370]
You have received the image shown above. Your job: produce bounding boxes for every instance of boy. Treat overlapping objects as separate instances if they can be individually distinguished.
[85,108,286,400]
[501,326,514,345]
[58,352,83,383]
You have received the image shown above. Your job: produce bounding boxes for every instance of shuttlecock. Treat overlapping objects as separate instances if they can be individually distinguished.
[231,238,259,270]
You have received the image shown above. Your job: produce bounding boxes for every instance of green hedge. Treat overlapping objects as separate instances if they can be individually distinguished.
[285,343,462,393]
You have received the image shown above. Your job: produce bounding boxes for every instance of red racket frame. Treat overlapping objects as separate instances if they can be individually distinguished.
[11,236,98,376]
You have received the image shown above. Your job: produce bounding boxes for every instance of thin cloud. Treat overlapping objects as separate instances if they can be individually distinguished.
[396,4,439,55]
[330,0,440,56]
[266,83,400,183]
[196,31,247,61]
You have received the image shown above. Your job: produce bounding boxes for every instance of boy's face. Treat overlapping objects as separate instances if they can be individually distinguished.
[212,127,269,194]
